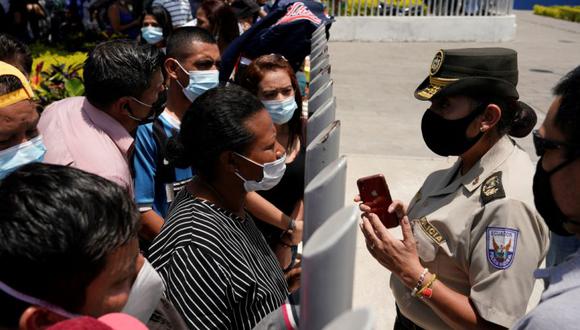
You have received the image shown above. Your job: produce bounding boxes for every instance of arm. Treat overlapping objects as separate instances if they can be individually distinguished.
[245,192,295,231]
[139,210,165,241]
[361,198,546,329]
[290,199,304,221]
[360,214,504,330]
[107,4,139,33]
[418,273,504,330]
[245,193,302,268]
[132,125,164,241]
[246,193,303,245]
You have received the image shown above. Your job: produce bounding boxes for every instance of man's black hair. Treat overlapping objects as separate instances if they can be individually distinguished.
[166,27,217,62]
[0,163,140,327]
[168,85,264,180]
[0,75,23,96]
[553,65,580,151]
[0,34,33,77]
[83,40,163,109]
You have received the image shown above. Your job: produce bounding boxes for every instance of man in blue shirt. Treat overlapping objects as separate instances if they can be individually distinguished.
[133,26,220,242]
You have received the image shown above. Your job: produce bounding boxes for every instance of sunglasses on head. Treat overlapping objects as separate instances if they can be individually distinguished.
[533,129,579,157]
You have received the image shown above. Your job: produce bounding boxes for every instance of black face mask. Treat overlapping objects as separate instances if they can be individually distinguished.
[421,105,485,156]
[127,88,168,125]
[533,157,578,236]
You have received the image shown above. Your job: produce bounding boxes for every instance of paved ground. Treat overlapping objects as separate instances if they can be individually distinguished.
[328,11,580,329]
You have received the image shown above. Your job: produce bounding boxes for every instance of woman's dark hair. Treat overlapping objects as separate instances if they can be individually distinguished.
[142,5,173,40]
[0,163,140,327]
[470,95,537,138]
[553,65,580,151]
[240,54,304,149]
[198,0,239,53]
[168,85,265,180]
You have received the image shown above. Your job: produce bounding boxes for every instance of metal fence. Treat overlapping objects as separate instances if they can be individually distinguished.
[323,0,514,16]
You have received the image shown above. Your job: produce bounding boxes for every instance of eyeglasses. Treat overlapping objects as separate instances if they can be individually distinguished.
[532,129,578,157]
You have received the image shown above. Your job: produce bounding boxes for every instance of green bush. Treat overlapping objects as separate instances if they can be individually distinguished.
[533,5,580,23]
[31,51,87,107]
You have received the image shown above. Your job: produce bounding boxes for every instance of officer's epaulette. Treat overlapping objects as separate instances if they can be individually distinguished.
[481,171,506,204]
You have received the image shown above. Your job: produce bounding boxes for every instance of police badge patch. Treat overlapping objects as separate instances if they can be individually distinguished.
[430,50,444,76]
[486,227,519,269]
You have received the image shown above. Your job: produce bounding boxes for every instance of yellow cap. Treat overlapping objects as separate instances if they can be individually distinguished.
[0,61,35,108]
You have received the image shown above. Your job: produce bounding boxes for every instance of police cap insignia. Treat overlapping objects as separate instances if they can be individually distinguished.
[481,172,506,204]
[429,50,444,76]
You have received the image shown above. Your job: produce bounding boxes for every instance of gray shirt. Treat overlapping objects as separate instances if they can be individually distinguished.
[513,249,580,329]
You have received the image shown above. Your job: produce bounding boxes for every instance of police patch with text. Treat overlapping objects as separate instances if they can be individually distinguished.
[486,227,519,270]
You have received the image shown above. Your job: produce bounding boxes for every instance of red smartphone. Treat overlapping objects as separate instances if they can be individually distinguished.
[357,174,399,228]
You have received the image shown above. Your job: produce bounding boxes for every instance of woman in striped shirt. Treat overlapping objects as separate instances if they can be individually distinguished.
[148,85,291,329]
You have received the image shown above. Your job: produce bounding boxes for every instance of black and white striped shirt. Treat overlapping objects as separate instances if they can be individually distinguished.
[152,0,193,28]
[148,190,288,330]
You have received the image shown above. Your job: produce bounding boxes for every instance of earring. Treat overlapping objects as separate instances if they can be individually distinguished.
[480,127,485,132]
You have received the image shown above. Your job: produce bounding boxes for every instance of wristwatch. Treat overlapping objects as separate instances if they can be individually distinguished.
[287,217,296,231]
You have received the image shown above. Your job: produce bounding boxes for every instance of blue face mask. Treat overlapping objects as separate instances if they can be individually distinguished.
[0,135,47,179]
[141,26,164,45]
[174,60,219,102]
[262,96,298,124]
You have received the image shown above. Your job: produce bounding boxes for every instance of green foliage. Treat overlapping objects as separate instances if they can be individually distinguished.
[32,53,87,107]
[533,5,580,23]
[29,29,126,106]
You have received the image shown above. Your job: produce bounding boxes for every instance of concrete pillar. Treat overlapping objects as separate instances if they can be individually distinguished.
[305,120,340,185]
[307,97,336,145]
[300,205,359,330]
[303,155,347,243]
[308,80,333,115]
[322,308,375,330]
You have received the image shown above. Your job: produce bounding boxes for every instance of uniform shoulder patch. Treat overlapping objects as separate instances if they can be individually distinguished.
[418,217,446,245]
[481,171,506,204]
[486,227,519,269]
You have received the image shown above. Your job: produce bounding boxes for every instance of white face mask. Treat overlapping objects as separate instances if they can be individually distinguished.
[234,153,286,192]
[122,259,165,323]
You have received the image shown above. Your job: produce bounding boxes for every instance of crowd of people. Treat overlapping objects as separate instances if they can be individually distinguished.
[0,1,580,329]
[0,0,269,46]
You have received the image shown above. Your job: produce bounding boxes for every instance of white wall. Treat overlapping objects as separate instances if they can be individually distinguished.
[329,15,516,42]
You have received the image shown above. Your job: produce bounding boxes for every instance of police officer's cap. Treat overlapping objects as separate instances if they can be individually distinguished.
[415,48,521,101]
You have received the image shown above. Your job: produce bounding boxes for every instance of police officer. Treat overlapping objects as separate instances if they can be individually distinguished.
[359,48,549,329]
